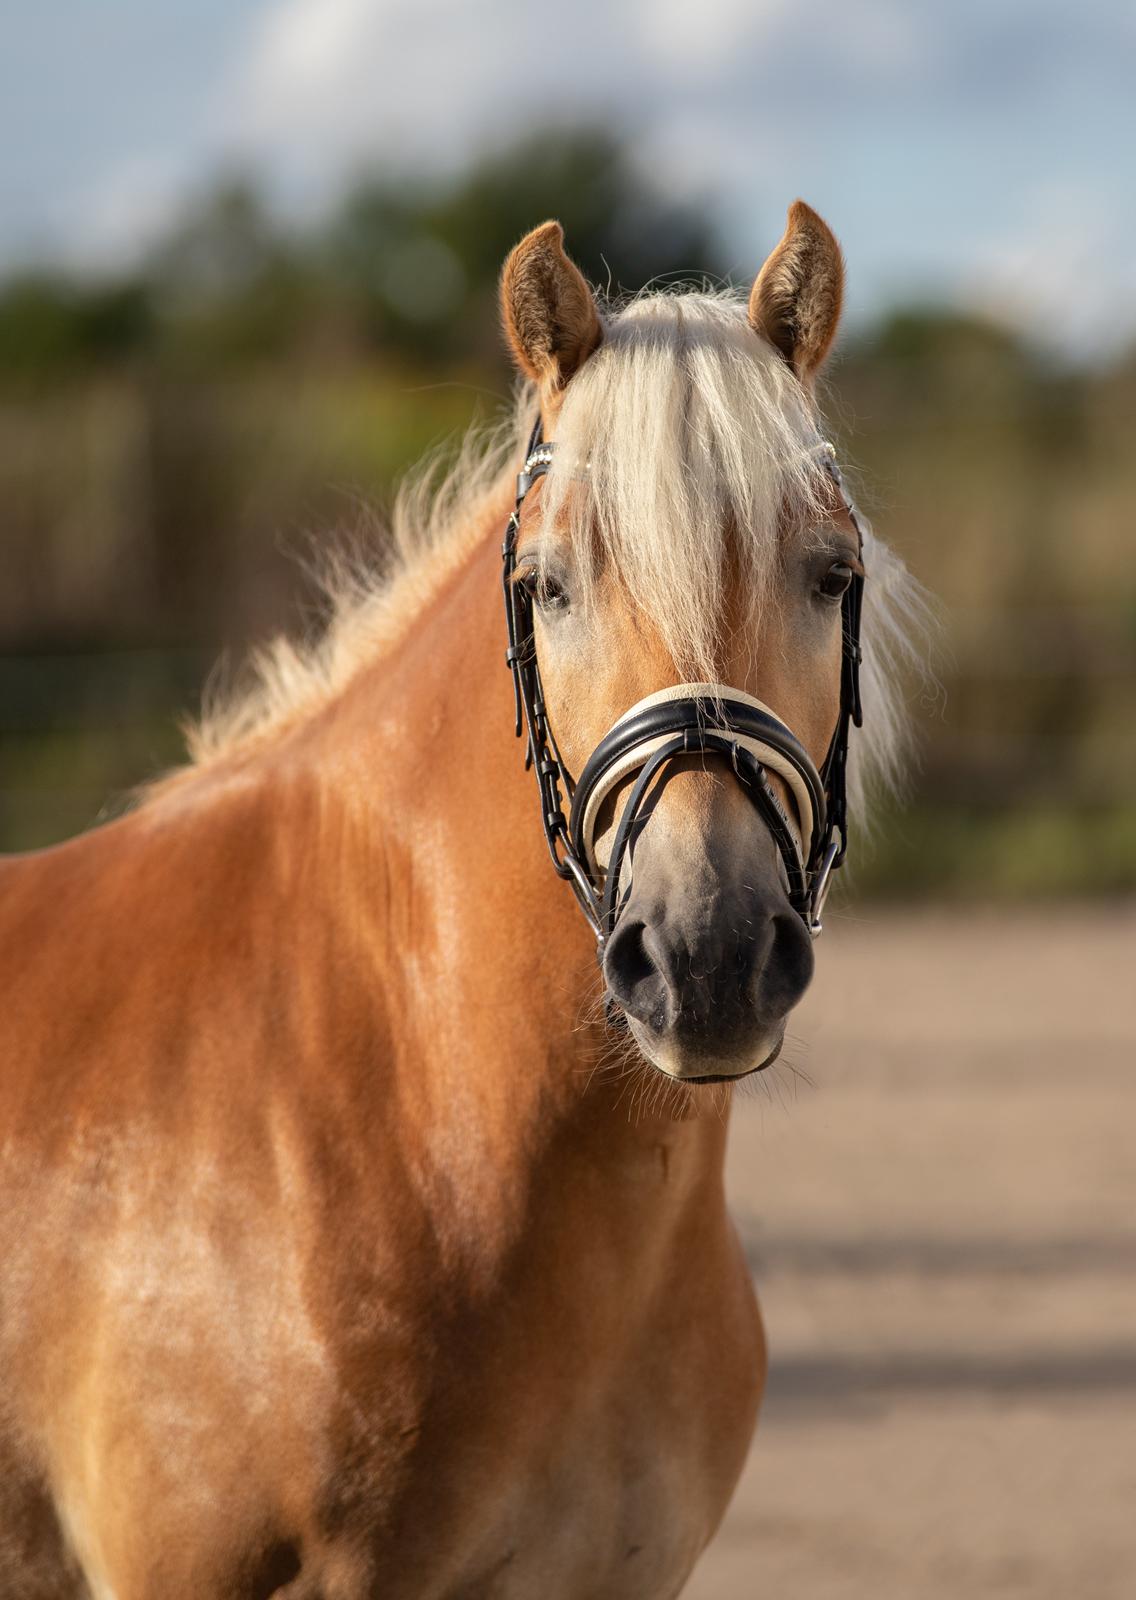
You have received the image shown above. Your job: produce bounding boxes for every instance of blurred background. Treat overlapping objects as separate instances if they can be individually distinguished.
[2,3,1133,1596]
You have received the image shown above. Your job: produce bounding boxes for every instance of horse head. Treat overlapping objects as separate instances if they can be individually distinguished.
[500,204,867,1084]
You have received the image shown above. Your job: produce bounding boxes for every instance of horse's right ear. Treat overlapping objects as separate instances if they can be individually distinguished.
[500,222,603,393]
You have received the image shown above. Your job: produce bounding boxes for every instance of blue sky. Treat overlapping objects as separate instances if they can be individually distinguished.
[3,0,1134,360]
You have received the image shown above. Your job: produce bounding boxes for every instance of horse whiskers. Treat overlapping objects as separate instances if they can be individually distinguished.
[776,1032,816,1092]
[572,987,617,1035]
[581,1031,689,1128]
[575,1021,642,1098]
[571,991,748,1125]
[628,1062,694,1128]
[731,1047,814,1114]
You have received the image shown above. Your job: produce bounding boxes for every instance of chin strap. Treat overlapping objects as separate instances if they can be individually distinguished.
[502,422,865,954]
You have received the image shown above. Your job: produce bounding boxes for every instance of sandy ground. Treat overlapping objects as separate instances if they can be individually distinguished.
[685,903,1136,1600]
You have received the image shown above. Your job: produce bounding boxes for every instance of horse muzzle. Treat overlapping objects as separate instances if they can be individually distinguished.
[590,728,818,1079]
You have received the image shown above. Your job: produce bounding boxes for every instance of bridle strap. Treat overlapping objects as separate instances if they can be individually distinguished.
[570,691,825,875]
[596,729,812,941]
[502,421,865,952]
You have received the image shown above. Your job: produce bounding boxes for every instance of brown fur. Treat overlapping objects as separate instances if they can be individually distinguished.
[748,200,845,382]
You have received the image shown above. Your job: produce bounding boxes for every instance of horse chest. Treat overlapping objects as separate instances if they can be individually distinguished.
[2,1267,759,1600]
[1,1040,762,1599]
[419,1386,740,1600]
[320,1218,765,1600]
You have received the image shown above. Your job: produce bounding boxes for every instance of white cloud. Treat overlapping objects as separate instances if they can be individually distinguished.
[635,0,792,72]
[635,0,929,93]
[62,157,189,274]
[224,0,528,183]
[252,0,378,91]
[960,179,1136,359]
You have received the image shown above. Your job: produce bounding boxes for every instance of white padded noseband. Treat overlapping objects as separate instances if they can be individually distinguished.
[578,682,816,876]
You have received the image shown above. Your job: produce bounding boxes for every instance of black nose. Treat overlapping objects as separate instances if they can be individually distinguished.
[603,899,814,1058]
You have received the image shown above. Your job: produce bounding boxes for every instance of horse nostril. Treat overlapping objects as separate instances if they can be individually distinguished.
[755,910,815,1013]
[603,919,670,1032]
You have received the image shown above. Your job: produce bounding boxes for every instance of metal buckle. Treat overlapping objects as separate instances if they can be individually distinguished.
[548,826,603,937]
[807,837,841,939]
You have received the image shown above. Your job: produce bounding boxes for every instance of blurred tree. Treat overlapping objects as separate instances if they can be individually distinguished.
[0,128,726,381]
[0,273,152,381]
[144,179,320,366]
[327,125,728,366]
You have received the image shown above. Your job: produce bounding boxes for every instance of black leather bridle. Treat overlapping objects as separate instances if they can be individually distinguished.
[502,418,865,959]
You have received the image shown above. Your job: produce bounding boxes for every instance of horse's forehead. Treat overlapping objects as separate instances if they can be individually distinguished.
[518,471,850,557]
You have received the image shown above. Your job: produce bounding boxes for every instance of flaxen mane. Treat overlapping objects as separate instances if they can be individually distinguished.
[169,287,926,817]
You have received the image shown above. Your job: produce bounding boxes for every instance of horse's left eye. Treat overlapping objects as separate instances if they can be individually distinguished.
[818,562,853,602]
[521,569,569,612]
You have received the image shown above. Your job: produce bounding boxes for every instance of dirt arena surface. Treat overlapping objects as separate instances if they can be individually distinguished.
[687,903,1135,1600]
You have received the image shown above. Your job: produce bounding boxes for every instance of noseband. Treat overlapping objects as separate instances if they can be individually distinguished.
[501,421,865,957]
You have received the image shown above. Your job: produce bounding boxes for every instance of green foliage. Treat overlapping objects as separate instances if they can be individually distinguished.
[323,128,723,365]
[852,803,1136,901]
[0,274,152,379]
[144,180,318,366]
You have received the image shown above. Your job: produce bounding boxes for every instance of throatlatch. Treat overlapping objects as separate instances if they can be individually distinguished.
[502,419,865,957]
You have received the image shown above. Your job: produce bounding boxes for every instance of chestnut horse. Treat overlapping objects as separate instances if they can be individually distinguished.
[0,204,916,1597]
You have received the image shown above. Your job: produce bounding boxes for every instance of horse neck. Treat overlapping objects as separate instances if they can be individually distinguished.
[293,495,731,1244]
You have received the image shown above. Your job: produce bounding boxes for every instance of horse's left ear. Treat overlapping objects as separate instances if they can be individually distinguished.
[500,221,603,393]
[749,201,844,385]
